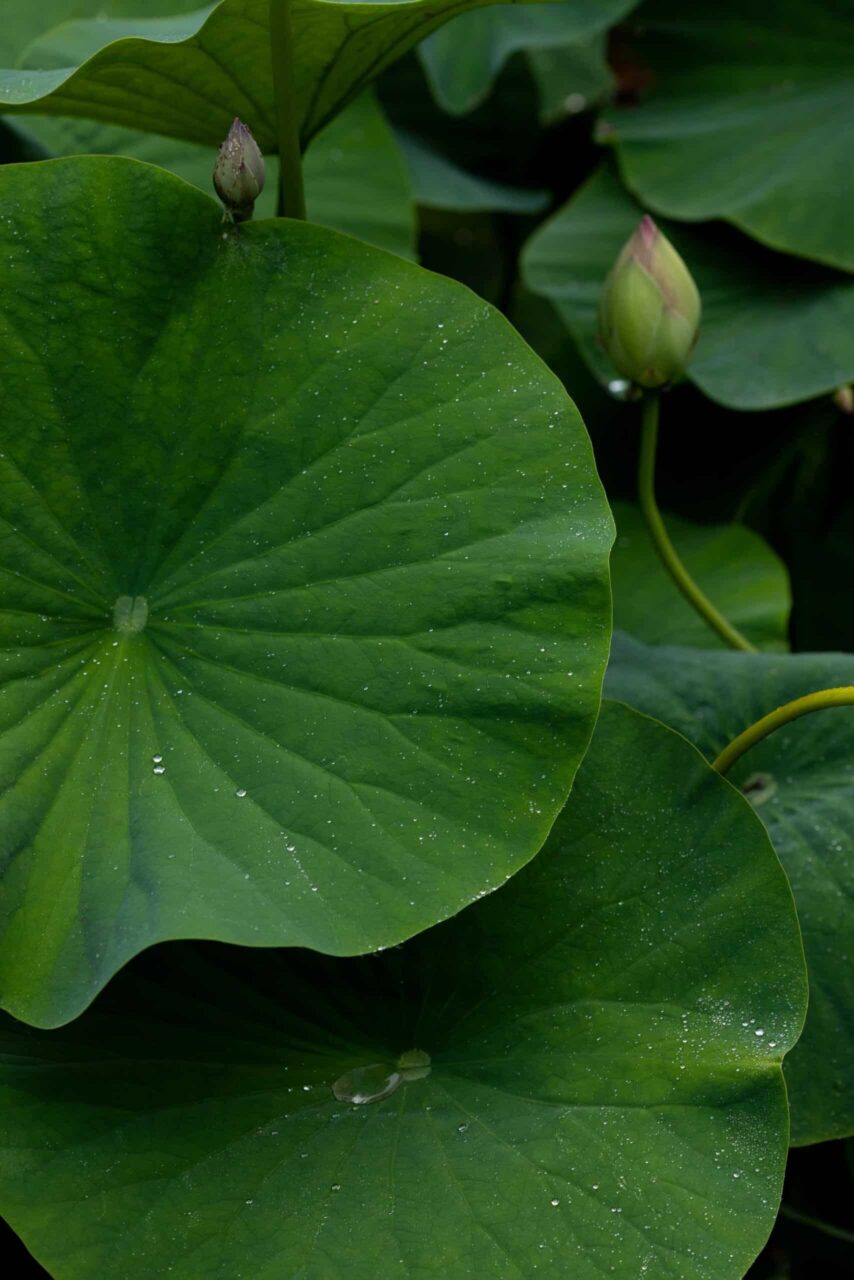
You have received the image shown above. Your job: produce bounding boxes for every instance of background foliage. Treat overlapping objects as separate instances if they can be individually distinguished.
[0,1,852,1276]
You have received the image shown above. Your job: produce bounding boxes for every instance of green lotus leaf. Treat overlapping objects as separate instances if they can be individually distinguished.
[0,0,203,67]
[526,35,617,122]
[6,89,417,259]
[522,163,854,411]
[397,131,549,213]
[611,501,790,651]
[0,154,613,1028]
[604,0,854,272]
[418,0,636,115]
[608,634,854,1145]
[0,0,561,149]
[0,703,806,1279]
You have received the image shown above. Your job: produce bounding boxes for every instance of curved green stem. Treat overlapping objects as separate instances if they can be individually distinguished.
[713,686,854,774]
[269,0,306,219]
[779,1204,854,1246]
[638,393,756,653]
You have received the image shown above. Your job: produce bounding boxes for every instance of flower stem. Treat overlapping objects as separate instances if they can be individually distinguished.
[779,1204,854,1246]
[638,393,756,653]
[713,686,854,775]
[269,0,306,219]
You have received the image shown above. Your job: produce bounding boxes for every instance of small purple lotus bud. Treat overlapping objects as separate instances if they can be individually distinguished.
[599,215,701,389]
[213,118,265,222]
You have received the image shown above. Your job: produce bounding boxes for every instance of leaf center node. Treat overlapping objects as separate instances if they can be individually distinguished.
[113,595,149,634]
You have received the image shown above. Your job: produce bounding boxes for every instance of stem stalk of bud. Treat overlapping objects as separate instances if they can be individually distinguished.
[269,0,306,219]
[638,393,756,654]
[713,687,854,775]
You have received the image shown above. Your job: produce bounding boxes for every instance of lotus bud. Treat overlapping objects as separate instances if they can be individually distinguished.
[599,215,701,389]
[213,118,265,222]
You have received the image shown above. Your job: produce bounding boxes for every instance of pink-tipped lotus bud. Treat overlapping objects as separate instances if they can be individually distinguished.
[599,215,701,389]
[213,118,265,222]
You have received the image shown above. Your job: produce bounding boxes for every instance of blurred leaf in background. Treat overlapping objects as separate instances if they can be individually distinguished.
[419,0,638,117]
[605,0,854,271]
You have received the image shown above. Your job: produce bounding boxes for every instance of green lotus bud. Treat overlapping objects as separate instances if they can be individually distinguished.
[599,215,701,389]
[213,118,265,222]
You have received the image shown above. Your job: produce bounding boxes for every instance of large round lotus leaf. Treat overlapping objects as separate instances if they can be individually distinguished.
[0,703,806,1280]
[0,0,555,148]
[611,501,790,651]
[521,163,854,411]
[608,634,854,1145]
[604,0,854,273]
[0,155,613,1029]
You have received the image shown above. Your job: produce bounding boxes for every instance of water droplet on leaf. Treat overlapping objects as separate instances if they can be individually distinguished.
[332,1063,402,1106]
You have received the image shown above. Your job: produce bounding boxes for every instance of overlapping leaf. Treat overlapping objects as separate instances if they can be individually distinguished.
[608,635,854,1144]
[0,704,806,1278]
[522,164,854,410]
[0,155,613,1028]
[605,0,854,272]
[0,0,559,149]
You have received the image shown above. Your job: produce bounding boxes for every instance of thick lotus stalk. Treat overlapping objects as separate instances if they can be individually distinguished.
[213,118,265,222]
[599,215,701,389]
